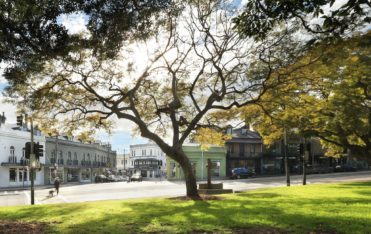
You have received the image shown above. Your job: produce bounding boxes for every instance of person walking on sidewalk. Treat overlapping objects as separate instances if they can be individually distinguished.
[54,177,60,195]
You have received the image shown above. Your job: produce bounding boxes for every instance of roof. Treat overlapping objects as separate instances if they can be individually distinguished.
[226,126,262,143]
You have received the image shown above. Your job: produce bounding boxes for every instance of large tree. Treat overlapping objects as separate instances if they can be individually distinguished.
[242,32,371,162]
[6,1,305,198]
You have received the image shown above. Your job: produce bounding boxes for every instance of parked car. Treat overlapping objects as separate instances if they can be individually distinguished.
[130,173,143,182]
[106,175,119,182]
[230,168,256,179]
[334,164,357,172]
[95,174,108,183]
[116,175,129,182]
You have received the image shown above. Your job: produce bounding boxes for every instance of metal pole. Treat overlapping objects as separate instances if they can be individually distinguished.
[303,138,307,185]
[30,117,35,205]
[201,150,204,180]
[284,127,290,186]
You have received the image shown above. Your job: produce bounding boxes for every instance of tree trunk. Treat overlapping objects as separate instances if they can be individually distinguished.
[176,150,200,198]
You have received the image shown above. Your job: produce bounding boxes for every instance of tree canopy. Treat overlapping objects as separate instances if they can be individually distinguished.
[242,32,370,162]
[234,0,370,40]
[1,0,171,87]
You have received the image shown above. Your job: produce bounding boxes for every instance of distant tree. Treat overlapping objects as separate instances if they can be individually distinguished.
[6,1,301,198]
[242,32,371,162]
[234,0,370,40]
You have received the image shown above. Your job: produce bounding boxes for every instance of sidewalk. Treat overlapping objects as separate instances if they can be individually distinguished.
[0,182,83,192]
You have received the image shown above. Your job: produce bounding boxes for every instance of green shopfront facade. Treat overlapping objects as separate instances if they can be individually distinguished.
[166,145,226,181]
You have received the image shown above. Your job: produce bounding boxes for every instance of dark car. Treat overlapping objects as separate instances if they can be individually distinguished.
[95,174,108,183]
[230,168,256,179]
[334,164,357,172]
[130,173,143,182]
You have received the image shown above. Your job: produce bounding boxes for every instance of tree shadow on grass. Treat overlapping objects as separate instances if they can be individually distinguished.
[1,182,371,234]
[14,194,367,234]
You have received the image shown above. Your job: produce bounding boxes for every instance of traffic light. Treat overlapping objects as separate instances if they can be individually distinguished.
[36,142,44,159]
[25,142,31,159]
[16,115,23,126]
[25,142,43,160]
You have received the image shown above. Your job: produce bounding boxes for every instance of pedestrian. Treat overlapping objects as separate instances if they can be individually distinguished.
[54,177,60,195]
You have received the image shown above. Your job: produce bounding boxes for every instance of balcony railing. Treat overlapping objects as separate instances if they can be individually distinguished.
[8,156,17,164]
[67,160,73,166]
[227,152,262,158]
[73,160,78,166]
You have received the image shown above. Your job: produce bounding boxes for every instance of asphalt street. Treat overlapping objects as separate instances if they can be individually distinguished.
[0,171,370,207]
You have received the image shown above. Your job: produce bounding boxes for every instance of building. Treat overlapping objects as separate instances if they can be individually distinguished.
[0,116,46,188]
[116,152,130,174]
[44,136,117,184]
[225,126,263,176]
[166,145,227,181]
[129,143,166,178]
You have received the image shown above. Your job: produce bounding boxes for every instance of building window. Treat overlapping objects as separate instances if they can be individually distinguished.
[68,152,72,161]
[74,152,77,160]
[10,146,15,156]
[150,149,152,156]
[19,168,28,182]
[191,162,196,177]
[211,161,220,177]
[239,144,245,156]
[171,163,176,177]
[9,168,17,182]
[250,144,256,156]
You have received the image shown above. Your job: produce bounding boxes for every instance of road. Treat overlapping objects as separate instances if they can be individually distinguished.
[0,171,370,207]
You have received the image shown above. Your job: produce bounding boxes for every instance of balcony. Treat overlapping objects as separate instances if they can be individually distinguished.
[67,160,73,166]
[8,156,17,164]
[227,152,262,158]
[73,160,78,166]
[58,159,64,165]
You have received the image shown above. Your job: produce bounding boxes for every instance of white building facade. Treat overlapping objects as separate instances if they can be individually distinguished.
[116,153,130,173]
[0,126,46,188]
[129,143,166,178]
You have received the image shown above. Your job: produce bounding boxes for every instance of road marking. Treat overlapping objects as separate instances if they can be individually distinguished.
[23,191,30,205]
[23,191,42,205]
[58,195,69,203]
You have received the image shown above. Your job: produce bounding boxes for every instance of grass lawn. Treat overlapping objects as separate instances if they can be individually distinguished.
[0,181,370,233]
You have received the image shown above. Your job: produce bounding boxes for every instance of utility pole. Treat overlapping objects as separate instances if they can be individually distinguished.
[284,127,290,186]
[29,117,35,205]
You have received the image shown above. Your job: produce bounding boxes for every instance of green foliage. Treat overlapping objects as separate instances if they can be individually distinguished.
[1,0,171,88]
[193,127,232,151]
[0,182,370,233]
[241,32,371,160]
[234,0,370,40]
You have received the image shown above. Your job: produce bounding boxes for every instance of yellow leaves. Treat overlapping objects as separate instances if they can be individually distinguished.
[194,128,232,151]
[350,56,359,62]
